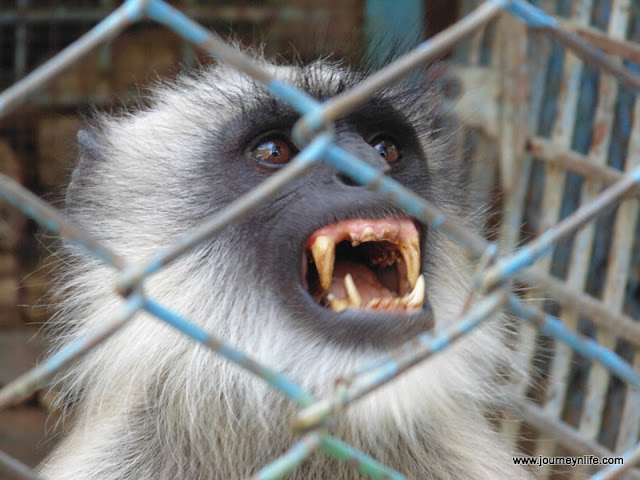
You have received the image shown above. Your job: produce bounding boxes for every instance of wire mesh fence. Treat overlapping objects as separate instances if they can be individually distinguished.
[0,0,639,479]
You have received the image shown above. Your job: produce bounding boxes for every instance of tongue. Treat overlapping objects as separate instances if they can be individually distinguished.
[328,262,394,302]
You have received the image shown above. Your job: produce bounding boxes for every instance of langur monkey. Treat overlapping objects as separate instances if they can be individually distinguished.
[40,57,534,479]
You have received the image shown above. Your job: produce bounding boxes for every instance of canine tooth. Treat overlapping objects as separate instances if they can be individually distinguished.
[311,236,335,290]
[399,237,420,288]
[404,274,425,308]
[344,274,362,307]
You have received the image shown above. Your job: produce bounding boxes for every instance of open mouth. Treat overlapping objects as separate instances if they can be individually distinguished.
[302,217,425,313]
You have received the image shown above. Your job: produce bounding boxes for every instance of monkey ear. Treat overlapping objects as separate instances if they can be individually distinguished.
[66,129,102,210]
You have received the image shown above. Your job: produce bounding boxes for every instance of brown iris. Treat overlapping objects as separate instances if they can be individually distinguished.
[250,138,293,167]
[371,138,400,164]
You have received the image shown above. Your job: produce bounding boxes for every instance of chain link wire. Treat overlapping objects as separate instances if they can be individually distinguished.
[0,1,639,478]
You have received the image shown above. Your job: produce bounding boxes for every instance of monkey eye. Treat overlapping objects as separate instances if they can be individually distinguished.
[249,136,295,167]
[370,136,400,164]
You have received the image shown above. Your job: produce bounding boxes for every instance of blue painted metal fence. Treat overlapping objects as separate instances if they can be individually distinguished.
[0,0,639,478]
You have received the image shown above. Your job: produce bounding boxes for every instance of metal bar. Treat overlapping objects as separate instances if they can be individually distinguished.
[507,296,640,390]
[320,436,407,480]
[0,174,124,269]
[545,27,640,90]
[497,15,529,192]
[510,396,640,480]
[0,8,117,24]
[14,0,27,81]
[144,0,276,85]
[323,145,490,257]
[299,0,504,137]
[578,0,631,447]
[116,134,327,295]
[561,21,640,64]
[527,137,640,200]
[482,166,640,291]
[526,1,591,473]
[249,432,324,480]
[495,4,548,445]
[615,86,640,453]
[0,6,324,26]
[294,290,506,432]
[590,442,640,480]
[0,0,142,119]
[505,0,640,90]
[142,299,315,407]
[0,294,142,411]
[0,450,41,480]
[518,269,640,346]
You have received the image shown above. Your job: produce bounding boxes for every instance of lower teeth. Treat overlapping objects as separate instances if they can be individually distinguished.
[324,274,425,312]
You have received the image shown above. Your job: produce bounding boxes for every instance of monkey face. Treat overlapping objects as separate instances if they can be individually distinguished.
[243,123,436,348]
[193,66,458,349]
[69,61,467,352]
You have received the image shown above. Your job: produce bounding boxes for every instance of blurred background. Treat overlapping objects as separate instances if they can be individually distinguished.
[1,1,639,479]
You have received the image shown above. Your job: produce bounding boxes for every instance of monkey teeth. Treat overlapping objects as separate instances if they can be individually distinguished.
[311,236,335,290]
[399,237,420,288]
[327,275,425,312]
[305,218,424,313]
[344,274,362,306]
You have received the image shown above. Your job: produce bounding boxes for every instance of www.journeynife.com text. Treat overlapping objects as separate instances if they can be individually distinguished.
[513,456,624,467]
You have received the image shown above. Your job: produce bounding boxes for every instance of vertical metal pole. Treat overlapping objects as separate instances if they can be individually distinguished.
[14,0,27,81]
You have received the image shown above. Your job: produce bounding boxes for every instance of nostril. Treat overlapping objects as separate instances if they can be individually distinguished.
[335,172,359,186]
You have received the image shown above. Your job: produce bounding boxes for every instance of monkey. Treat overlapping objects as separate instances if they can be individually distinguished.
[38,55,535,479]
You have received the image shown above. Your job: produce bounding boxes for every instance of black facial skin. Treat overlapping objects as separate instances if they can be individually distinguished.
[196,93,439,348]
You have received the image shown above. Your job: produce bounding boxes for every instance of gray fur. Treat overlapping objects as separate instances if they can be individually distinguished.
[40,58,533,479]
